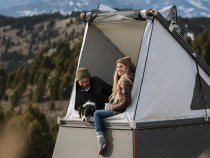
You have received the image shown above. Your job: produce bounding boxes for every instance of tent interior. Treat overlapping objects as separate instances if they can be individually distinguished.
[64,20,146,121]
[78,21,146,84]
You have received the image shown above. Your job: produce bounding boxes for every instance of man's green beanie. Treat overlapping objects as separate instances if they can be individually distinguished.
[76,67,91,81]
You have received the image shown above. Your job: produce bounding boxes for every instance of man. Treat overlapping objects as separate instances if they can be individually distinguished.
[75,67,112,111]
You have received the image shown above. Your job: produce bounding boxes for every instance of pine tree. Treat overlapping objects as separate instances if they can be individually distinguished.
[0,69,7,100]
[23,104,54,158]
[49,71,60,100]
[27,120,53,158]
[59,72,73,99]
[33,69,48,102]
[192,29,210,66]
[0,106,4,125]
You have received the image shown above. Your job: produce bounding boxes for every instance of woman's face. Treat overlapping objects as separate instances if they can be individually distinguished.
[116,63,126,76]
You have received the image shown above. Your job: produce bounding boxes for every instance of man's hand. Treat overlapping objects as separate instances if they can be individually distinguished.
[80,12,86,20]
[146,9,156,16]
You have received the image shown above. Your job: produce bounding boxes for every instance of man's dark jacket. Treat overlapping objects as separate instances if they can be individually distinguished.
[75,77,112,111]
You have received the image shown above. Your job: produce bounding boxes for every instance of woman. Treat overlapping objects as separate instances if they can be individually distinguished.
[94,56,135,155]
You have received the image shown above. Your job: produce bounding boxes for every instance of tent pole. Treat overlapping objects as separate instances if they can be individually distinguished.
[133,129,136,158]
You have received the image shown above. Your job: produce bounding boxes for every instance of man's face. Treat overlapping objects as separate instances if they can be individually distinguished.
[78,77,90,90]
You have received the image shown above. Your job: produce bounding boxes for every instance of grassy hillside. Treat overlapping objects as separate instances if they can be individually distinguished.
[0,12,84,72]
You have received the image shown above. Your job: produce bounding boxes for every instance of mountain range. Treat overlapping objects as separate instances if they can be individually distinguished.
[0,0,210,17]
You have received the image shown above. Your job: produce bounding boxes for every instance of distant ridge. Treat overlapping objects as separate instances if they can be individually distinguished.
[0,0,210,17]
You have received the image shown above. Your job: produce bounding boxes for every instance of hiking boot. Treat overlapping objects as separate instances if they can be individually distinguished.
[97,136,107,155]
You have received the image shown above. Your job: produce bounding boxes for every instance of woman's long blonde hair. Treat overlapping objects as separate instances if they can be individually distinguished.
[109,65,135,104]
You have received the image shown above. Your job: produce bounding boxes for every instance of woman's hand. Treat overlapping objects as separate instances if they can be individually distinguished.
[105,103,110,110]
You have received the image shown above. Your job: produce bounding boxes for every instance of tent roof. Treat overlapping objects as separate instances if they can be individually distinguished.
[84,4,177,24]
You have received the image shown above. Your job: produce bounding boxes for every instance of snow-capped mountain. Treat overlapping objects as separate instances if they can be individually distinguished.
[0,0,210,17]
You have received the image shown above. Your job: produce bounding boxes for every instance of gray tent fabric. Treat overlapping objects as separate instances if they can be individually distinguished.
[63,5,210,127]
[191,73,210,110]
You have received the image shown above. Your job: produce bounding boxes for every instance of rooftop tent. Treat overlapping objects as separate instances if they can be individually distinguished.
[53,5,210,158]
[63,4,210,126]
[64,5,173,121]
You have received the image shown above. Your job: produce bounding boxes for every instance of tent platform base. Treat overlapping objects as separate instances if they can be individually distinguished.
[53,121,210,158]
[52,126,134,158]
[136,122,210,158]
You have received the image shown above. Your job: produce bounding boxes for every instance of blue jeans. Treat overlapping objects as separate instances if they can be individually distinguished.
[94,110,115,135]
